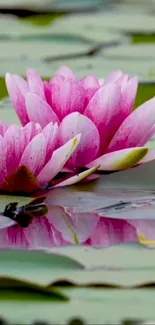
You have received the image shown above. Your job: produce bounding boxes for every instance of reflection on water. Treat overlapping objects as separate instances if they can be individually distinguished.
[45,185,155,248]
[47,187,155,218]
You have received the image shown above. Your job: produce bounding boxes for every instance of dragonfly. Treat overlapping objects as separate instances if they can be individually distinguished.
[2,196,48,228]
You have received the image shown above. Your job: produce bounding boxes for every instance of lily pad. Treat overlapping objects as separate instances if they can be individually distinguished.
[43,156,155,222]
[0,0,45,9]
[50,243,155,269]
[37,0,106,12]
[82,12,155,35]
[0,292,154,325]
[51,14,127,43]
[46,57,155,83]
[0,39,93,61]
[103,44,155,61]
[0,14,126,45]
[0,97,20,124]
[0,58,52,80]
[0,248,84,284]
[0,244,155,324]
[1,243,155,286]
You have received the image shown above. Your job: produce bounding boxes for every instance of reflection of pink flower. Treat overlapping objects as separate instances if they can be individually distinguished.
[0,121,89,194]
[0,205,138,248]
[6,67,155,173]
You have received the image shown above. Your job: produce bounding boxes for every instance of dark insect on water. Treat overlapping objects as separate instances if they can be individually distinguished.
[3,196,48,228]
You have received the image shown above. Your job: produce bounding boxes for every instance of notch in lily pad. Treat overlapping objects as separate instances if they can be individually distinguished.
[2,196,48,228]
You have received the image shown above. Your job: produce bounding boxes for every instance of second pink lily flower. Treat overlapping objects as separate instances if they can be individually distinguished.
[6,66,155,173]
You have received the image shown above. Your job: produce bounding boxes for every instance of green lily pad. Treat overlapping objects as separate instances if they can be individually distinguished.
[37,0,106,12]
[103,44,155,61]
[50,243,155,269]
[0,97,20,124]
[0,55,155,86]
[0,0,45,9]
[0,14,126,45]
[0,39,93,60]
[45,55,155,84]
[0,277,68,301]
[0,248,84,285]
[46,57,155,83]
[83,12,155,35]
[0,244,155,324]
[51,14,127,43]
[0,292,154,325]
[0,58,51,79]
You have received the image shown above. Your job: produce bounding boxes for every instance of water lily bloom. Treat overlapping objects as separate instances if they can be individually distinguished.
[0,202,138,248]
[5,66,155,173]
[0,121,98,194]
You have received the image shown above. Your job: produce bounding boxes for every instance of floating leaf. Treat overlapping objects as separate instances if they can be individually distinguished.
[0,277,68,301]
[71,12,155,35]
[103,44,155,61]
[0,248,84,285]
[0,40,93,60]
[0,245,155,324]
[0,0,49,10]
[0,15,125,45]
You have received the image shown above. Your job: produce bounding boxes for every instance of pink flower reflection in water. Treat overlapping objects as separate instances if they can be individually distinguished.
[0,204,138,249]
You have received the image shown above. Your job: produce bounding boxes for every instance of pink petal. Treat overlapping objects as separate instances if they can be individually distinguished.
[81,76,100,108]
[22,122,42,146]
[118,76,138,115]
[86,147,148,171]
[128,220,155,241]
[44,80,52,107]
[58,112,100,168]
[54,65,77,80]
[0,121,8,136]
[47,206,99,244]
[116,74,129,89]
[12,74,28,96]
[42,122,58,162]
[86,218,138,247]
[84,84,123,152]
[5,73,29,126]
[51,78,85,121]
[0,225,28,248]
[81,75,100,89]
[27,68,45,99]
[4,125,26,175]
[26,92,59,128]
[51,226,69,246]
[38,134,81,185]
[98,78,104,86]
[107,97,155,152]
[0,136,7,185]
[104,70,123,84]
[19,133,46,176]
[55,166,99,187]
[23,217,55,249]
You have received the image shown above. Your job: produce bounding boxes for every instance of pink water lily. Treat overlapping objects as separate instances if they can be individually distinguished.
[0,121,98,193]
[0,202,138,248]
[5,66,155,173]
